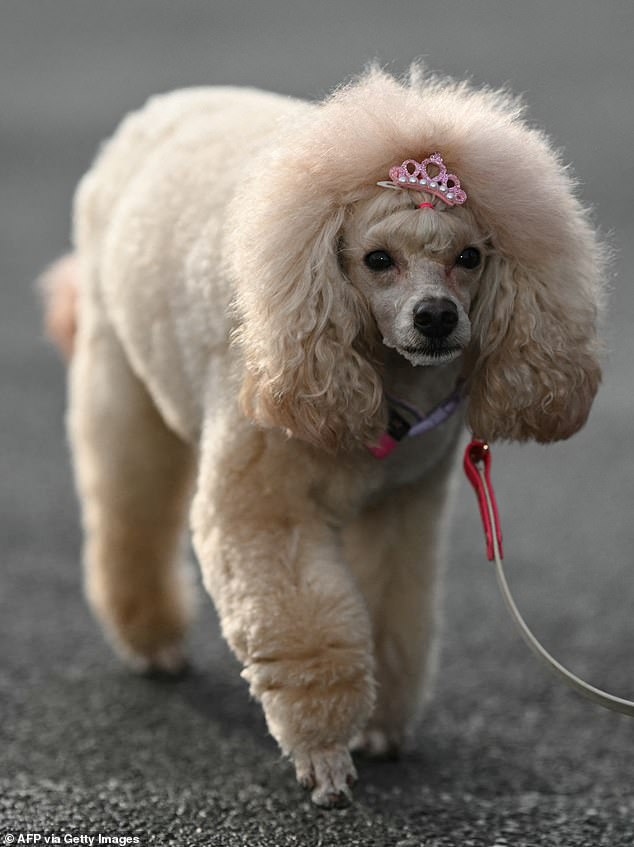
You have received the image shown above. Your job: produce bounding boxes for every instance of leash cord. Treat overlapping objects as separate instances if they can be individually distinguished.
[473,452,634,717]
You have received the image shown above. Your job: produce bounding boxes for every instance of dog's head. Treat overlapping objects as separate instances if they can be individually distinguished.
[231,67,606,453]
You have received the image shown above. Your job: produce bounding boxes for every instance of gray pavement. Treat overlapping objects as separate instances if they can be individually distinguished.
[1,2,633,844]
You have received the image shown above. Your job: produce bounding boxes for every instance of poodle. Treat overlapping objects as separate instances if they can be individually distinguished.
[42,66,605,807]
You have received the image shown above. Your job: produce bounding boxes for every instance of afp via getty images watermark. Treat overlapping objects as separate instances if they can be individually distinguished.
[3,835,140,845]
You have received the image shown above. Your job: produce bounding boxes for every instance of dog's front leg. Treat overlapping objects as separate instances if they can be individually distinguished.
[191,429,375,807]
[344,455,458,758]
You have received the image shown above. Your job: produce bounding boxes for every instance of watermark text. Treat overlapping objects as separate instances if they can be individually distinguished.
[3,834,140,846]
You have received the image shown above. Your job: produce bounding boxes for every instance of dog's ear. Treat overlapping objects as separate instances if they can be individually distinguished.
[233,202,385,453]
[466,243,604,443]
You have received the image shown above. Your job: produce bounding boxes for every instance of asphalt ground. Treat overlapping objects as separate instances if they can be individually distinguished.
[1,2,633,845]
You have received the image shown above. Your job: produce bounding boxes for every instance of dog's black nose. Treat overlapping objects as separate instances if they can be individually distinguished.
[413,298,459,338]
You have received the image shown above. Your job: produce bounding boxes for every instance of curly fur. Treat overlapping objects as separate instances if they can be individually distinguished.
[43,66,605,807]
[230,65,604,449]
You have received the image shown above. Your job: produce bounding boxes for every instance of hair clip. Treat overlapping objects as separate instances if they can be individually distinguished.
[377,152,467,207]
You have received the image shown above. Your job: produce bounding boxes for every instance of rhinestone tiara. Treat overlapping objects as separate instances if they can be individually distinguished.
[377,152,467,207]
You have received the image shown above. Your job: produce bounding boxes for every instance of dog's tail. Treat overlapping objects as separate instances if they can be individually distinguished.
[39,253,79,362]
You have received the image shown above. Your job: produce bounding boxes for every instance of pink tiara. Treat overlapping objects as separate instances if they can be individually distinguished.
[377,153,467,207]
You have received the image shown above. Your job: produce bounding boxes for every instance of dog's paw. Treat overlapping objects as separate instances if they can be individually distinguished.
[294,747,358,808]
[349,727,401,760]
[117,640,190,677]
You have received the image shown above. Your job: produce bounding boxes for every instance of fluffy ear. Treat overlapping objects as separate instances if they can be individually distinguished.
[233,203,385,453]
[466,244,605,443]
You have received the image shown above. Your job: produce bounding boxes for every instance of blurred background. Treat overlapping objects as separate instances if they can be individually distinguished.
[2,2,633,844]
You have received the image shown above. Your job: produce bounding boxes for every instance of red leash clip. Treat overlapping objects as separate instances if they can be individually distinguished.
[463,439,504,561]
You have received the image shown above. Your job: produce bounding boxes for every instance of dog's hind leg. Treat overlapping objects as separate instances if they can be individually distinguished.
[68,309,195,673]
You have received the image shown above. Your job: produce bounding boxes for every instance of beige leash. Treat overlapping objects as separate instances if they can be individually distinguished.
[464,439,634,717]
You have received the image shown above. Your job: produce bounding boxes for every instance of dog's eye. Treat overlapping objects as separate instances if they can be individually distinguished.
[364,250,395,272]
[455,246,481,270]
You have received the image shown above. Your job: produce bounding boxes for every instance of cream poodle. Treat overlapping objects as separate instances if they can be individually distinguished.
[43,66,605,807]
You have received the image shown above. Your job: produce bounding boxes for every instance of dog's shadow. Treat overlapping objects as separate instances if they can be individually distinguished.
[125,620,276,761]
[154,661,268,742]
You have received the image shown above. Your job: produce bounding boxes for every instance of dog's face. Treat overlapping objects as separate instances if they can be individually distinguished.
[344,191,487,367]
